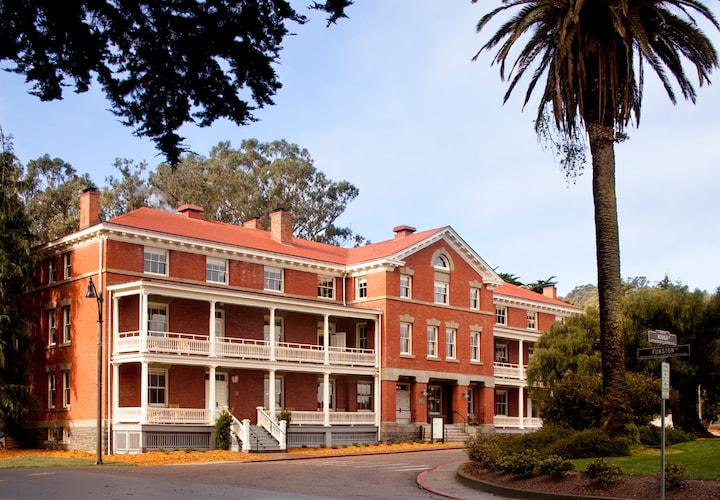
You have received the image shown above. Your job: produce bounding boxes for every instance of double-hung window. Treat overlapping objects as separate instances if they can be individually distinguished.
[48,373,56,409]
[356,323,368,350]
[48,309,56,346]
[63,253,71,279]
[62,306,71,343]
[48,259,56,284]
[470,331,480,362]
[434,281,448,305]
[317,276,335,299]
[206,257,227,284]
[148,304,168,335]
[527,311,537,330]
[144,247,167,275]
[400,322,412,355]
[356,276,368,299]
[495,343,508,363]
[399,275,412,299]
[426,326,438,358]
[148,369,167,406]
[495,390,508,416]
[495,306,507,325]
[357,381,373,411]
[470,287,480,310]
[62,371,71,408]
[264,266,283,292]
[445,328,457,359]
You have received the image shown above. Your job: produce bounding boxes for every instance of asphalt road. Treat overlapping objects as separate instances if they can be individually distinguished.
[0,448,468,500]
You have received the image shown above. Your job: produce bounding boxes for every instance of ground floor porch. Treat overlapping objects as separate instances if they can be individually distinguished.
[493,385,541,431]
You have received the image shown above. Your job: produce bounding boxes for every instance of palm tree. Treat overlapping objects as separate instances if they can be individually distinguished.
[475,0,718,434]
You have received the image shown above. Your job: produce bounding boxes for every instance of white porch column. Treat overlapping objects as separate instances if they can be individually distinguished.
[269,368,277,421]
[139,291,148,353]
[373,318,381,368]
[208,366,216,423]
[112,363,119,422]
[209,300,217,357]
[323,314,330,365]
[323,372,331,427]
[112,296,119,336]
[518,387,525,430]
[527,396,533,424]
[269,307,276,362]
[140,361,148,423]
[373,373,381,427]
[518,339,524,379]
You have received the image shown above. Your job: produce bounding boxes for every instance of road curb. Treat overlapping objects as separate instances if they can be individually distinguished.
[416,463,468,500]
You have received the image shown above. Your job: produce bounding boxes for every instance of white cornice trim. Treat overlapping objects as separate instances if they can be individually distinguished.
[493,294,580,315]
[493,325,544,342]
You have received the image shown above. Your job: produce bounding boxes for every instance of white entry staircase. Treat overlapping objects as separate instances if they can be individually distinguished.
[227,407,287,452]
[443,424,471,443]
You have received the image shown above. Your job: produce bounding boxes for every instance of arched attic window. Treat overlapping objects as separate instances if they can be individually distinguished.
[432,252,452,271]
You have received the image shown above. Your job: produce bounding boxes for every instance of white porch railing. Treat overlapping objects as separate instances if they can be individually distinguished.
[228,411,251,452]
[256,406,286,449]
[115,406,141,422]
[493,416,543,428]
[493,362,525,379]
[291,410,376,426]
[146,407,211,424]
[114,331,376,369]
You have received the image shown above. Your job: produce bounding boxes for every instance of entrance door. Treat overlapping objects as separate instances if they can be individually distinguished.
[330,331,346,348]
[396,383,411,424]
[206,373,229,411]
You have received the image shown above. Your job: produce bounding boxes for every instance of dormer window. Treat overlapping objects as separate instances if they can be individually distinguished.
[433,254,450,270]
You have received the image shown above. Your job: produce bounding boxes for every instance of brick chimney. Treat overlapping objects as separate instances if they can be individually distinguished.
[242,217,264,230]
[270,209,293,244]
[393,225,416,239]
[79,187,100,229]
[177,204,204,220]
[543,285,557,300]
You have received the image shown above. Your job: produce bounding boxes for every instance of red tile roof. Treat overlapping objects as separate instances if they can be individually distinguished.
[108,208,445,266]
[494,282,578,309]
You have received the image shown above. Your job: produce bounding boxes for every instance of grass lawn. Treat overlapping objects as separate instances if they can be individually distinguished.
[572,440,720,480]
[0,456,128,468]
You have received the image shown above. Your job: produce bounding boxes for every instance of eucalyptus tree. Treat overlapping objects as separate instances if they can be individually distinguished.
[475,0,719,434]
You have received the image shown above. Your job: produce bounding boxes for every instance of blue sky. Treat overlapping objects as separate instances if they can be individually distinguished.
[1,2,719,296]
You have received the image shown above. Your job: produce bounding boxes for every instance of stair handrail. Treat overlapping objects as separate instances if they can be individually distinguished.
[224,408,250,452]
[451,411,468,434]
[256,406,287,450]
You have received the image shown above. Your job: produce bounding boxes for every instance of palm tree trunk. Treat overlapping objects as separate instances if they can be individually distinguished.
[587,122,630,435]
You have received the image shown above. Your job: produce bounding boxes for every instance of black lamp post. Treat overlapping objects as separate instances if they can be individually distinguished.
[86,277,103,465]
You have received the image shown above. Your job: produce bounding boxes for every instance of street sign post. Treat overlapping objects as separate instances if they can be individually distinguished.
[660,361,670,500]
[637,344,690,360]
[648,329,677,346]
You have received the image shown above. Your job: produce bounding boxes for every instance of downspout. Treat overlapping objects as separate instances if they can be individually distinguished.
[342,272,347,306]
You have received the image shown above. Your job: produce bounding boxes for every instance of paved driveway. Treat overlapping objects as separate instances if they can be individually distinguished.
[0,449,469,500]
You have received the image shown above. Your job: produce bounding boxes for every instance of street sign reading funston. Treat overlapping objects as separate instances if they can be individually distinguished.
[637,344,690,360]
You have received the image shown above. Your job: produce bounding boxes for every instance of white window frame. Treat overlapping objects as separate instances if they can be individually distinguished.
[143,247,168,276]
[63,253,71,279]
[495,390,509,416]
[62,306,71,344]
[147,303,168,335]
[527,344,535,362]
[356,323,368,350]
[399,274,412,299]
[433,254,450,270]
[48,309,56,346]
[317,276,335,299]
[356,276,368,299]
[48,258,56,284]
[434,281,449,305]
[426,326,438,358]
[470,331,481,362]
[495,306,507,325]
[400,322,413,355]
[62,371,71,409]
[527,310,538,330]
[356,380,373,412]
[495,343,508,363]
[148,368,168,407]
[470,287,480,310]
[445,328,457,360]
[263,266,283,292]
[205,257,227,284]
[48,373,56,409]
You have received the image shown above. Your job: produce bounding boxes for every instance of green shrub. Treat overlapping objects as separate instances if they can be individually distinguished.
[549,429,630,459]
[277,409,292,426]
[215,410,233,450]
[583,458,622,489]
[466,434,505,471]
[501,425,573,457]
[664,463,688,490]
[537,454,574,479]
[623,423,640,446]
[638,426,694,446]
[498,451,541,478]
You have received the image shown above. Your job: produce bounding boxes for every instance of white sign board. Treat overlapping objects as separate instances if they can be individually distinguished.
[661,362,670,400]
[431,417,444,440]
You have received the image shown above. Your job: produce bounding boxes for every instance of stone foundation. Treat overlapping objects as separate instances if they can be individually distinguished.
[380,422,423,442]
[26,420,110,452]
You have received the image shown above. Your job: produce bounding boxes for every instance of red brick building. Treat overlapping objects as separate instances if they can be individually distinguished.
[26,189,578,452]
